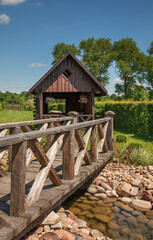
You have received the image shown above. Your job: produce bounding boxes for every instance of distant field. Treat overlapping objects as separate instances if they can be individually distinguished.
[0,110,33,123]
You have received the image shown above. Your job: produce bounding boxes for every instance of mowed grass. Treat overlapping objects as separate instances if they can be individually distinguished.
[0,110,33,123]
[114,130,153,155]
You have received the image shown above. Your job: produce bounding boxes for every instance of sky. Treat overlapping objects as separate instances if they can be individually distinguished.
[0,0,153,95]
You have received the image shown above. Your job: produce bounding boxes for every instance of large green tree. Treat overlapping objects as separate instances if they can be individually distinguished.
[51,42,79,65]
[145,41,153,87]
[79,37,113,86]
[114,38,146,98]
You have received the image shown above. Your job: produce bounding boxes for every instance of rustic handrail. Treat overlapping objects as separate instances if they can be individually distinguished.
[0,117,111,148]
[0,116,73,130]
[0,112,115,218]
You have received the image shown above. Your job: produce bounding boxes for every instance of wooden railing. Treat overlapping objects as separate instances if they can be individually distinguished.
[0,111,115,218]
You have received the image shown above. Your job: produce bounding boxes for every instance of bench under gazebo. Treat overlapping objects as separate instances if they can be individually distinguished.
[28,51,107,121]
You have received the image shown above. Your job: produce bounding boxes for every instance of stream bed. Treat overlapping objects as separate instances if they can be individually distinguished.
[63,191,153,240]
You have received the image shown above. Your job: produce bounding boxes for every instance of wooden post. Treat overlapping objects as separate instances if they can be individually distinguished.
[63,130,75,180]
[39,92,43,119]
[91,124,97,162]
[62,111,78,180]
[10,141,27,217]
[105,111,115,151]
[9,127,20,171]
[91,91,95,120]
[47,122,54,150]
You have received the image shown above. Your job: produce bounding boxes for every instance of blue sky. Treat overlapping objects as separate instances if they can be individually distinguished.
[0,0,153,94]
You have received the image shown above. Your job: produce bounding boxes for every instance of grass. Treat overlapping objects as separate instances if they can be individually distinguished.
[114,130,153,165]
[0,110,33,123]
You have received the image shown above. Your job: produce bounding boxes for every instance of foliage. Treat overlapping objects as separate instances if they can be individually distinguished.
[95,101,153,137]
[79,37,113,86]
[129,148,153,166]
[113,38,147,98]
[127,142,143,150]
[147,41,153,55]
[116,135,127,143]
[48,103,65,113]
[51,42,79,65]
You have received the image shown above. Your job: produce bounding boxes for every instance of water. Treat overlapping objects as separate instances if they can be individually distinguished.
[63,191,153,240]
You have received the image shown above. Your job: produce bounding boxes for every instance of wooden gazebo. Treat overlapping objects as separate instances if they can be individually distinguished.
[28,51,107,121]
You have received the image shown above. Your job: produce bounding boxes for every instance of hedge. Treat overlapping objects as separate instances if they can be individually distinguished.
[95,101,153,137]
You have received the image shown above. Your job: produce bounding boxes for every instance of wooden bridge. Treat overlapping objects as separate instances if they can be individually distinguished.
[0,112,114,240]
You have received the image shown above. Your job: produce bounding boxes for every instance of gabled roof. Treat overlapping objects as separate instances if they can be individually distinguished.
[28,51,107,95]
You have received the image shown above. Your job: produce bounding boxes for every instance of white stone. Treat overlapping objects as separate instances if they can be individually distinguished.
[130,199,152,212]
[42,211,60,225]
[94,193,107,199]
[106,190,119,198]
[130,187,139,197]
[121,197,132,204]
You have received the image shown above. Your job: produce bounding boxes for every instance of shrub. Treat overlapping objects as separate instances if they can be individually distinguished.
[127,142,143,150]
[116,135,127,143]
[130,148,153,166]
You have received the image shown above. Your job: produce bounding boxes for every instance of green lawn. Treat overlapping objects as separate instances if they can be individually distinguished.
[0,110,33,123]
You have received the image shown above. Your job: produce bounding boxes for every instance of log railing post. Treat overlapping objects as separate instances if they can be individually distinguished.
[9,127,20,171]
[10,141,27,217]
[91,124,97,162]
[105,111,115,151]
[63,130,75,180]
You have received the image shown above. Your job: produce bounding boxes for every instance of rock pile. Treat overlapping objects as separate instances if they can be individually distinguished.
[23,208,111,240]
[87,163,153,212]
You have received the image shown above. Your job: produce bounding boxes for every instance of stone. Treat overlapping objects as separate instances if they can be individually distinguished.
[76,231,94,240]
[131,178,141,187]
[61,232,75,240]
[43,225,50,232]
[77,203,91,211]
[42,212,60,225]
[120,226,131,235]
[106,190,119,198]
[94,193,107,199]
[126,216,138,227]
[69,207,81,215]
[112,180,120,190]
[100,181,112,191]
[130,199,152,212]
[90,229,104,238]
[35,226,43,234]
[51,221,63,229]
[68,212,78,221]
[148,182,153,190]
[92,206,112,215]
[142,190,153,202]
[119,182,132,197]
[121,197,132,204]
[95,214,111,223]
[40,232,60,240]
[103,197,117,203]
[76,219,87,228]
[54,230,70,239]
[79,228,90,235]
[137,214,148,224]
[147,220,153,229]
[107,222,119,230]
[87,184,98,194]
[111,206,120,213]
[129,186,139,197]
[97,176,106,182]
[31,237,39,240]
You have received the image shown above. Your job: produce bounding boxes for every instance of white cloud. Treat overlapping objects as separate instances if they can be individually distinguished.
[0,0,25,5]
[113,78,124,84]
[29,62,48,68]
[0,14,11,24]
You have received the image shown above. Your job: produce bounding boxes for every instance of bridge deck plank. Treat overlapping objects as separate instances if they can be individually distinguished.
[0,150,113,240]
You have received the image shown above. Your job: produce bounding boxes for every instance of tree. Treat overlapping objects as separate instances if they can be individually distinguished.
[113,38,146,98]
[147,41,153,55]
[79,37,113,86]
[51,42,79,65]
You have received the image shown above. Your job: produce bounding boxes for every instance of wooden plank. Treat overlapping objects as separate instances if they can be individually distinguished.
[75,130,91,164]
[91,125,97,162]
[97,122,108,153]
[26,121,71,206]
[0,117,73,131]
[63,130,75,180]
[47,122,54,150]
[0,226,15,240]
[21,125,61,186]
[0,166,7,177]
[74,127,92,175]
[9,127,20,171]
[10,141,27,217]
